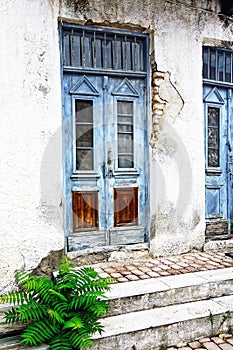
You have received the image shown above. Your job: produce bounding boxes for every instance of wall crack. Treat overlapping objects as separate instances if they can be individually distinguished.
[150,64,185,149]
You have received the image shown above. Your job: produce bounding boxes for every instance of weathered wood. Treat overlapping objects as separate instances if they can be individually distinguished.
[72,191,98,231]
[109,227,144,246]
[114,187,138,227]
[62,25,149,251]
[204,84,233,237]
[67,231,106,251]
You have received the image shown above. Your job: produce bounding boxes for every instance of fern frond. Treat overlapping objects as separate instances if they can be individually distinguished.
[83,319,104,335]
[52,300,69,317]
[15,270,31,286]
[21,319,58,346]
[58,257,74,275]
[47,309,65,325]
[4,307,21,324]
[15,303,47,322]
[69,291,107,311]
[24,276,53,294]
[48,289,68,302]
[49,334,72,350]
[68,328,93,349]
[88,301,109,316]
[63,316,84,330]
[0,291,28,305]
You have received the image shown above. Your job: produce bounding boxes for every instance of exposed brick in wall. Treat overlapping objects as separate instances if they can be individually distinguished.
[150,66,167,148]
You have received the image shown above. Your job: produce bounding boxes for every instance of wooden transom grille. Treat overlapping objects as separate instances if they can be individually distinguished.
[203,47,233,84]
[62,24,147,72]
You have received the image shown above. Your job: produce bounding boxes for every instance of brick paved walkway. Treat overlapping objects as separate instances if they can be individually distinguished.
[170,334,233,350]
[93,251,233,283]
[91,250,233,349]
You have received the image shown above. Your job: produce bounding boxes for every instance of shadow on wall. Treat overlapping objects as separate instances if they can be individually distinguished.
[40,127,63,232]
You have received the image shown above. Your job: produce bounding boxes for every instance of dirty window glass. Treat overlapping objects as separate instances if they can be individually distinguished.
[117,101,134,168]
[75,100,93,170]
[207,107,220,167]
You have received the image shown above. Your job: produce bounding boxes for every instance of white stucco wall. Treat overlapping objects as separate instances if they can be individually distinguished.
[0,0,63,292]
[0,0,232,291]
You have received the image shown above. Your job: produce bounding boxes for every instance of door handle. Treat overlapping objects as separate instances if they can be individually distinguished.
[106,148,113,178]
[229,172,233,181]
[107,149,112,165]
[227,141,232,152]
[108,168,113,179]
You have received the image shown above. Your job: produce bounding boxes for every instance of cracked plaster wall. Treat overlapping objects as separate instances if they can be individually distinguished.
[0,0,232,291]
[0,0,64,293]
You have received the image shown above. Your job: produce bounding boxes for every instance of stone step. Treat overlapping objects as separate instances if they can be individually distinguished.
[106,267,233,316]
[90,294,233,350]
[0,268,232,349]
[0,335,47,349]
[0,303,26,340]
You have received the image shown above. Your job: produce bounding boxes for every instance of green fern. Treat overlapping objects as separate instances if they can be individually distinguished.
[0,256,112,349]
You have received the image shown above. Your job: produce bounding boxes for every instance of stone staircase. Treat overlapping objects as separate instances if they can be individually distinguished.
[0,267,233,349]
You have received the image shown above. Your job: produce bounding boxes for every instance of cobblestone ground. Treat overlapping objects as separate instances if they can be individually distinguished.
[93,251,233,283]
[91,250,233,348]
[169,334,233,350]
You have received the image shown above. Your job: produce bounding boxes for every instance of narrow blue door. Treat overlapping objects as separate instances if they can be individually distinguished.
[204,85,233,237]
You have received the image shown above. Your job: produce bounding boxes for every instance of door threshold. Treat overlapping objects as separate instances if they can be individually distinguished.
[67,242,149,266]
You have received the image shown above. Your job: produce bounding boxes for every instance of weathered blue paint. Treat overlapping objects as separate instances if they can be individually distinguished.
[204,84,233,234]
[60,23,150,250]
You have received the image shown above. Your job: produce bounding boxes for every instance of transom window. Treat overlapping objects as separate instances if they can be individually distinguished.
[203,47,233,84]
[62,24,147,72]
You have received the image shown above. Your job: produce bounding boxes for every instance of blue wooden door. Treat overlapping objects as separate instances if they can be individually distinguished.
[61,23,149,251]
[204,85,233,236]
[63,73,149,250]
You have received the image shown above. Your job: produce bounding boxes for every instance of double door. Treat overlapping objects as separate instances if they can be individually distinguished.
[63,73,149,250]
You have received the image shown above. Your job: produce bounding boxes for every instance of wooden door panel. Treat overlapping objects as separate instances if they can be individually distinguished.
[72,191,98,231]
[114,187,138,226]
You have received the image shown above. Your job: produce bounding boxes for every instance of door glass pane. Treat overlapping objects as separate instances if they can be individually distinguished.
[118,155,134,168]
[118,116,133,124]
[208,149,219,168]
[117,101,134,168]
[118,101,133,115]
[118,124,133,132]
[76,125,93,147]
[207,107,220,167]
[208,107,219,126]
[76,150,93,170]
[118,134,133,153]
[208,128,219,148]
[75,100,93,123]
[75,100,94,170]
